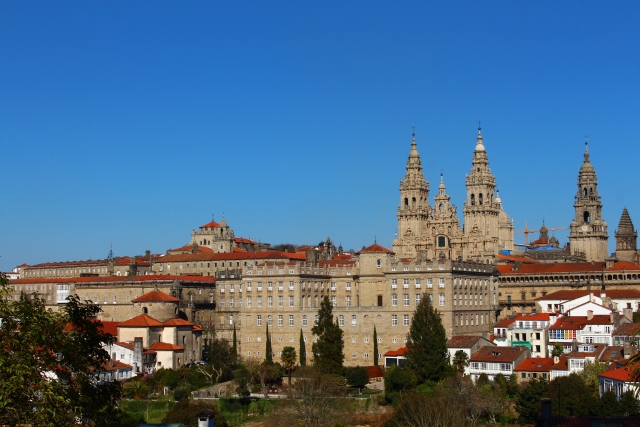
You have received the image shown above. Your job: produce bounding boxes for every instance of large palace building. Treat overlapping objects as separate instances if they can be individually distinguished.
[8,128,640,367]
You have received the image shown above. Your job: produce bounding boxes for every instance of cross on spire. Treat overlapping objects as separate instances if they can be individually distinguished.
[412,125,415,138]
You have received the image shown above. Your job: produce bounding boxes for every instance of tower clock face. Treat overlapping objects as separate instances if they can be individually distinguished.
[581,225,588,231]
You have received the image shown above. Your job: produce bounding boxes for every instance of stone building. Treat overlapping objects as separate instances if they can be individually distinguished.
[614,208,638,263]
[189,215,269,253]
[392,127,514,262]
[212,243,499,367]
[568,141,609,261]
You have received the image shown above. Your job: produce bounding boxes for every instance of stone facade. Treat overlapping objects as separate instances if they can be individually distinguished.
[615,208,638,263]
[569,141,609,262]
[392,128,514,263]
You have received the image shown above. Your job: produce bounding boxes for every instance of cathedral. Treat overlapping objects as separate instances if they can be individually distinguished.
[392,126,514,262]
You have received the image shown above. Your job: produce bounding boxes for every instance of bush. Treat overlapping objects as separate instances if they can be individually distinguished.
[345,366,370,389]
[173,387,188,401]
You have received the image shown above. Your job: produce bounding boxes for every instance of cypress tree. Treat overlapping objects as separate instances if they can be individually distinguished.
[299,329,306,366]
[404,294,448,383]
[312,296,344,374]
[232,323,237,360]
[265,324,273,363]
[373,325,379,366]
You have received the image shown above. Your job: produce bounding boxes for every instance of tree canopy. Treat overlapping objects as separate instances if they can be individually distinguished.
[403,295,450,383]
[311,296,344,374]
[0,276,122,427]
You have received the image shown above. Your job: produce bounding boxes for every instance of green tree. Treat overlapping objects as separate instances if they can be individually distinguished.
[232,323,237,360]
[281,346,297,386]
[204,335,235,383]
[373,325,379,366]
[266,324,273,363]
[551,342,564,357]
[618,391,640,415]
[384,394,471,427]
[452,350,469,375]
[163,399,228,427]
[515,378,548,425]
[548,374,600,416]
[404,295,449,383]
[345,366,369,390]
[384,366,417,405]
[579,360,608,397]
[311,296,344,374]
[299,329,306,366]
[0,277,122,427]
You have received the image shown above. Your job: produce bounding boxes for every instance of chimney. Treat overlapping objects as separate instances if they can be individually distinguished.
[572,339,578,352]
[134,337,144,373]
[587,310,593,320]
[600,291,607,299]
[541,398,552,421]
[554,355,559,364]
[589,292,594,302]
[623,308,633,322]
[624,341,632,360]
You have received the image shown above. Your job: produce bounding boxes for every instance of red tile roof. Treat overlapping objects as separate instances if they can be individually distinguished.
[364,365,384,378]
[98,321,120,337]
[163,318,195,327]
[149,342,184,351]
[470,346,529,363]
[118,314,164,328]
[495,317,517,327]
[496,254,539,264]
[550,315,613,330]
[10,275,216,285]
[514,357,555,372]
[498,262,607,275]
[384,346,408,357]
[614,323,640,337]
[357,243,394,254]
[101,360,133,371]
[234,237,256,244]
[283,252,307,260]
[607,262,640,271]
[599,366,632,382]
[114,341,135,351]
[132,290,180,303]
[232,247,247,253]
[200,221,220,228]
[447,335,484,348]
[536,289,640,301]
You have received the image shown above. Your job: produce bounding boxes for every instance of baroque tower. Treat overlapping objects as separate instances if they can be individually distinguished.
[614,208,637,263]
[462,126,511,260]
[568,141,609,261]
[393,132,430,258]
[424,174,464,260]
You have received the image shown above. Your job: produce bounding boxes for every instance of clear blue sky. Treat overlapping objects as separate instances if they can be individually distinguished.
[2,1,639,270]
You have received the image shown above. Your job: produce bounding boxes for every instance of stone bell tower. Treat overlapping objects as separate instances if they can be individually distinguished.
[568,140,609,261]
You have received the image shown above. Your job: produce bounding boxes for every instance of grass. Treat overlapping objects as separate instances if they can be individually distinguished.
[120,399,175,424]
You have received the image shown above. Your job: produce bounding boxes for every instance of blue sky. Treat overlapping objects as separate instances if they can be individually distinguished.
[2,1,639,270]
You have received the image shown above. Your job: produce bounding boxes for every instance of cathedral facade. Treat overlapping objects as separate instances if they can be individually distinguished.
[392,127,514,262]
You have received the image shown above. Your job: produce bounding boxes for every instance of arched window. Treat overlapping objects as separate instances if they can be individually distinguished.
[479,193,483,205]
[412,197,416,208]
[438,236,446,247]
[584,211,591,223]
[471,194,476,205]
[142,307,148,314]
[376,259,381,268]
[404,198,409,208]
[583,188,588,196]
[589,187,593,195]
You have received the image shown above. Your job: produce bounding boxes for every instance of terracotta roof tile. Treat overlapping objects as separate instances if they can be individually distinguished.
[550,315,613,330]
[98,321,120,337]
[200,221,220,228]
[447,335,484,348]
[163,318,195,327]
[132,290,180,303]
[599,366,632,382]
[470,346,528,363]
[149,342,184,351]
[497,262,607,275]
[536,289,640,301]
[10,275,216,285]
[514,357,556,372]
[357,243,394,254]
[383,346,408,357]
[364,365,384,378]
[118,314,164,328]
[613,323,640,337]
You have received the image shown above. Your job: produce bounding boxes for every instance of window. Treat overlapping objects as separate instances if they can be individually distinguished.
[438,236,446,247]
[339,315,344,326]
[427,278,433,288]
[257,282,262,291]
[403,279,409,288]
[439,278,445,288]
[331,282,336,290]
[289,315,294,326]
[439,294,445,306]
[302,315,307,326]
[289,296,294,307]
[404,294,409,306]
[278,282,283,291]
[268,296,273,307]
[415,278,421,288]
[267,315,272,326]
[247,282,252,291]
[246,296,252,307]
[392,294,397,306]
[346,296,351,307]
[392,315,398,326]
[278,296,283,307]
[268,282,273,291]
[278,315,283,326]
[346,282,351,290]
[351,315,357,326]
[315,315,319,326]
[289,281,294,290]
[391,279,397,289]
[220,298,225,308]
[403,314,410,326]
[257,315,262,326]
[416,294,421,306]
[230,297,235,308]
[257,296,262,307]
[376,259,381,268]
